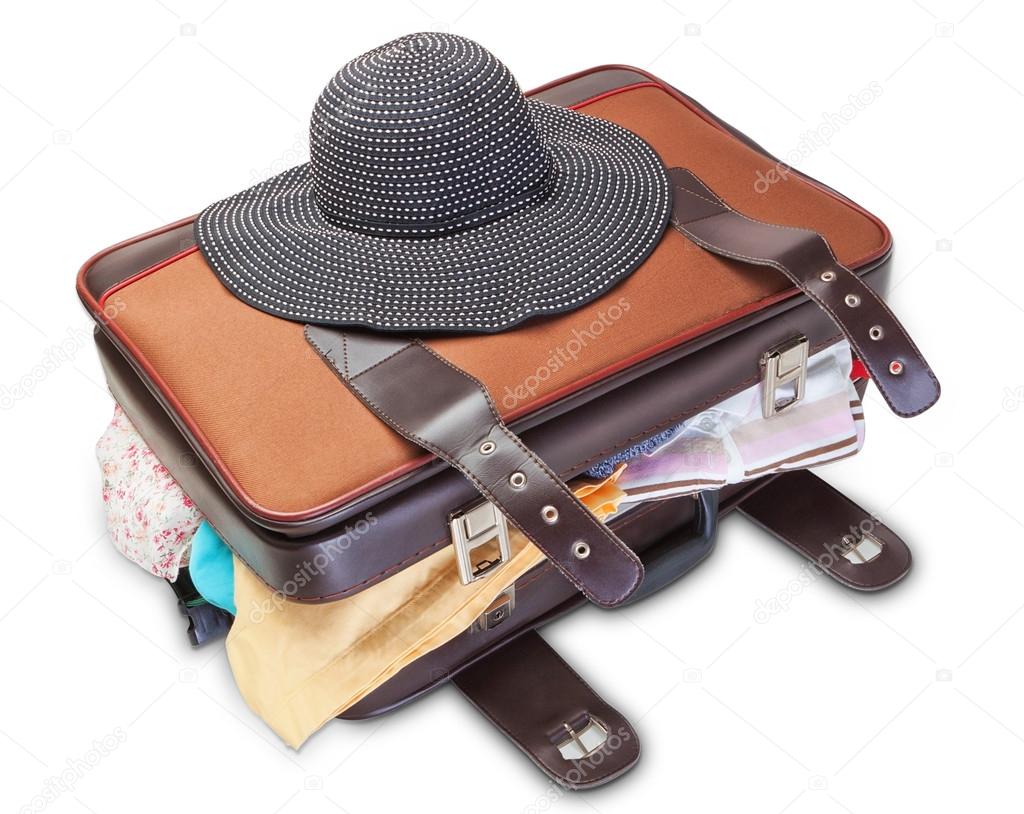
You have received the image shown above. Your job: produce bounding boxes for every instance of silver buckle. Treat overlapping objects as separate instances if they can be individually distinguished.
[450,499,511,585]
[761,335,809,418]
[841,530,884,564]
[555,717,609,761]
[472,585,516,632]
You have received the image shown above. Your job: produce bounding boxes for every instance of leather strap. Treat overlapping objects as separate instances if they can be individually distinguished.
[668,167,940,418]
[452,630,641,788]
[737,469,912,590]
[305,326,644,608]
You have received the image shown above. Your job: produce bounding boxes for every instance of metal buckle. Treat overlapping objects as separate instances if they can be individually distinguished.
[450,500,511,585]
[761,335,809,418]
[554,716,609,761]
[841,530,884,564]
[472,585,516,632]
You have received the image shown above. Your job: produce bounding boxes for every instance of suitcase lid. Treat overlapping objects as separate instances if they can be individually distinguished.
[78,66,890,536]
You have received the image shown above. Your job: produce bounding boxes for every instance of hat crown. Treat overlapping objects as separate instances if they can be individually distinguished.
[309,33,552,237]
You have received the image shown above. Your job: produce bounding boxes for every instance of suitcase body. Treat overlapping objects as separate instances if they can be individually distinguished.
[79,65,926,787]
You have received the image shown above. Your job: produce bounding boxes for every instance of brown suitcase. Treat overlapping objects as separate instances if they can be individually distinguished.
[79,64,937,788]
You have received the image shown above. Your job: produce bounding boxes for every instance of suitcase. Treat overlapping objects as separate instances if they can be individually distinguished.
[78,63,938,788]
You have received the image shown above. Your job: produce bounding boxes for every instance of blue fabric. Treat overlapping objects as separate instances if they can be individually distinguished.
[189,521,236,615]
[585,426,679,479]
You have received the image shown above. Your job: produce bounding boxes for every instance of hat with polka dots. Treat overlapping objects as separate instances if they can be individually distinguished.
[194,32,671,333]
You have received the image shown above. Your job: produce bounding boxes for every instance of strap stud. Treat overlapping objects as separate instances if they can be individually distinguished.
[889,360,904,376]
[869,325,884,341]
[541,505,559,525]
[844,293,861,307]
[820,270,836,282]
[573,541,591,560]
[479,440,496,455]
[509,471,527,489]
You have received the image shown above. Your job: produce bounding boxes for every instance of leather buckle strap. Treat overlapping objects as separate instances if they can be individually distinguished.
[305,326,644,608]
[668,167,940,418]
[452,630,641,789]
[737,469,912,590]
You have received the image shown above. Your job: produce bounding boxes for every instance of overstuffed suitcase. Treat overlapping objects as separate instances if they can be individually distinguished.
[78,38,939,789]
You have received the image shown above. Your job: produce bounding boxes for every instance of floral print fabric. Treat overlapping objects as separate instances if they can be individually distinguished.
[96,405,201,580]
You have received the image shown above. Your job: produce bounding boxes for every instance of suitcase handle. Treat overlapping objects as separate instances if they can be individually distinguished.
[625,488,719,604]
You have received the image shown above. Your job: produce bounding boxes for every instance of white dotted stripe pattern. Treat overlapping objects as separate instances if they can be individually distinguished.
[195,32,671,332]
[311,33,550,235]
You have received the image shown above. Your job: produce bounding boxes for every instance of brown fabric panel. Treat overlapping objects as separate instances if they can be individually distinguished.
[585,87,885,261]
[111,84,885,516]
[113,251,418,515]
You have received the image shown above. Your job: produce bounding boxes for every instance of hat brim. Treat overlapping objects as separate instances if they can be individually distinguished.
[194,100,671,333]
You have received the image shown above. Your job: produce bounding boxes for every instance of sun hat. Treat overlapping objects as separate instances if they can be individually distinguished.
[195,32,671,333]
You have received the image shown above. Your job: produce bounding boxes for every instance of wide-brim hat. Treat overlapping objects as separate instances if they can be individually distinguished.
[195,33,671,333]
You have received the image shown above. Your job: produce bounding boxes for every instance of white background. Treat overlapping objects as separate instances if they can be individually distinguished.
[1,1,1021,811]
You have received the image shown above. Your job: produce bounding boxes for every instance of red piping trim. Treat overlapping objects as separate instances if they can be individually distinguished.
[78,69,892,524]
[531,65,893,265]
[99,245,199,308]
[566,81,662,109]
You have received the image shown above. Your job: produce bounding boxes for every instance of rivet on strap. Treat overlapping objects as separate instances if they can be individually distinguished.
[667,167,939,418]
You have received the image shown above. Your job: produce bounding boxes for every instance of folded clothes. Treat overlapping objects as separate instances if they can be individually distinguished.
[96,405,202,580]
[168,566,234,647]
[226,467,627,749]
[587,427,677,479]
[593,341,865,505]
[188,522,236,615]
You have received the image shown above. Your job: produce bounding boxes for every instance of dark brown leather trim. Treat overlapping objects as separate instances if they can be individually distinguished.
[452,630,640,789]
[95,256,880,602]
[529,68,652,107]
[80,219,195,301]
[668,167,939,417]
[305,327,643,607]
[737,468,912,590]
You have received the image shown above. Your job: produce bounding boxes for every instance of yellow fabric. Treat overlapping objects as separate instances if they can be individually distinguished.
[226,467,626,748]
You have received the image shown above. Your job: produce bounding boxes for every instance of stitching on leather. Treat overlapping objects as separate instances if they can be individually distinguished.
[672,182,730,211]
[457,637,639,783]
[673,209,726,227]
[676,173,931,394]
[304,325,839,600]
[348,341,418,381]
[410,340,643,605]
[740,473,910,589]
[321,339,633,606]
[306,325,855,601]
[671,172,938,416]
[279,475,697,604]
